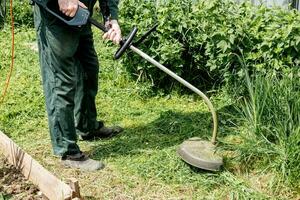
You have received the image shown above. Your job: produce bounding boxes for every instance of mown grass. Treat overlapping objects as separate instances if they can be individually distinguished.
[0,26,299,199]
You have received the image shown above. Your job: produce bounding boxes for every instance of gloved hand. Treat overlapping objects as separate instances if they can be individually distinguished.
[102,20,122,44]
[58,0,87,17]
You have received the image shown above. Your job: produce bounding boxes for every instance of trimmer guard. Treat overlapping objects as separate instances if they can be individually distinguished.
[177,138,223,171]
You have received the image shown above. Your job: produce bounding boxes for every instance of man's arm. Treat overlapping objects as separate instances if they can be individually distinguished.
[99,0,110,22]
[100,0,121,44]
[107,0,119,20]
[99,0,119,21]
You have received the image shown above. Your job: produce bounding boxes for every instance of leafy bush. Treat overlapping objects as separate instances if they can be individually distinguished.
[14,0,33,27]
[3,0,34,27]
[119,0,300,91]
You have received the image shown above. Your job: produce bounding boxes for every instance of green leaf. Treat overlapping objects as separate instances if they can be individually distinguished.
[217,40,230,53]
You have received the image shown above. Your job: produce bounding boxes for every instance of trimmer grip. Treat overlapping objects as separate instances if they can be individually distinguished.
[33,0,90,26]
[46,6,90,26]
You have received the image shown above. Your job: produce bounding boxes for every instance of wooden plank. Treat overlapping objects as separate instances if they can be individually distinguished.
[0,130,81,200]
[68,178,81,199]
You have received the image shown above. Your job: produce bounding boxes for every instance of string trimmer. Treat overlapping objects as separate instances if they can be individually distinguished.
[32,0,223,171]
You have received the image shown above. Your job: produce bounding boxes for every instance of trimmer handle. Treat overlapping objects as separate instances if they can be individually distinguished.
[115,27,138,59]
[89,18,137,60]
[32,0,90,26]
[46,6,89,26]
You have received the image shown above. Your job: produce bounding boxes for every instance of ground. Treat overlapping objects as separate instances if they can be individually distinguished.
[0,154,42,200]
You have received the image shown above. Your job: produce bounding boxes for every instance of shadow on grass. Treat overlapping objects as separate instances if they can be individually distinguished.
[88,105,238,160]
[89,110,211,159]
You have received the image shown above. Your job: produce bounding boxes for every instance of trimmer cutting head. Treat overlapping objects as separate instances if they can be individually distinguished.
[177,137,223,171]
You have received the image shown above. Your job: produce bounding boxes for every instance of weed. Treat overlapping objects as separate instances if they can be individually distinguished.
[233,55,300,191]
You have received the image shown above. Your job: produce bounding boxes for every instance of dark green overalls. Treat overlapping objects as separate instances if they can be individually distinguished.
[34,0,118,156]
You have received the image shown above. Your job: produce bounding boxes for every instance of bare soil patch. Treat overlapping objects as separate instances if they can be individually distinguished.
[0,154,44,200]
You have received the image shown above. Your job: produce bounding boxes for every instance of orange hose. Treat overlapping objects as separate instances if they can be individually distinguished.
[0,0,14,103]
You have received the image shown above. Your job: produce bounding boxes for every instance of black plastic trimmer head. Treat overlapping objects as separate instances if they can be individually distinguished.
[32,0,223,171]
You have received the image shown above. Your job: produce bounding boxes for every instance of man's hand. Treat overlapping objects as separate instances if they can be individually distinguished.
[102,20,122,44]
[58,0,87,17]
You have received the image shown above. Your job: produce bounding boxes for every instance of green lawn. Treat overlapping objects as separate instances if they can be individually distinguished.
[0,27,298,199]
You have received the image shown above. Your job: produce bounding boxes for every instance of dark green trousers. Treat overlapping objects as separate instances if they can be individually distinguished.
[34,4,100,156]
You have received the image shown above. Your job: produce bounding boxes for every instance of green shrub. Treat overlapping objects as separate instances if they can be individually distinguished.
[9,0,34,27]
[119,0,300,91]
[0,4,4,28]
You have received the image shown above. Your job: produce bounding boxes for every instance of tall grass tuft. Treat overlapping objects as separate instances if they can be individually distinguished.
[235,58,300,189]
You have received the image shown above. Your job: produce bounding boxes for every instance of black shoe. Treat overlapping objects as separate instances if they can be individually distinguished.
[80,125,124,140]
[61,152,104,171]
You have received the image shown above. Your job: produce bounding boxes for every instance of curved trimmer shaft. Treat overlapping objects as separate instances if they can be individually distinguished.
[129,45,218,144]
[128,46,222,171]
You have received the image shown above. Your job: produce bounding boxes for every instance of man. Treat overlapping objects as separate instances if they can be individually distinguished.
[34,0,122,171]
